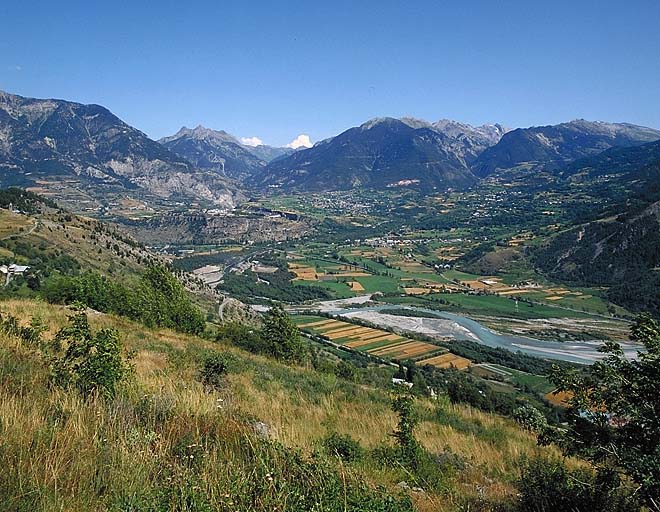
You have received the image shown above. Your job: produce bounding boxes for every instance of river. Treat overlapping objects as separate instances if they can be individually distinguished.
[316,301,639,364]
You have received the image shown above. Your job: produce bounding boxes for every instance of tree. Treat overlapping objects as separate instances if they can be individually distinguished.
[50,308,130,399]
[543,314,660,507]
[261,304,305,363]
[391,392,420,466]
[513,404,547,432]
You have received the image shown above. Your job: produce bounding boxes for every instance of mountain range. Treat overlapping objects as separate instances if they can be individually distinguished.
[252,117,660,192]
[2,89,660,205]
[0,91,239,208]
[471,119,660,177]
[251,117,509,192]
[159,125,293,181]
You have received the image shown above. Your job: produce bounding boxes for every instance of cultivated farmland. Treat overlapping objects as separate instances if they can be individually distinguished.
[295,315,469,369]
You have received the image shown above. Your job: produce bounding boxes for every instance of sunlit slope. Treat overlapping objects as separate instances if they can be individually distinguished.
[0,299,559,511]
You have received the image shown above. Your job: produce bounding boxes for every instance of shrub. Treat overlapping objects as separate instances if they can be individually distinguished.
[0,313,44,346]
[215,322,266,353]
[391,392,419,465]
[323,432,363,462]
[513,404,548,432]
[334,360,358,381]
[198,352,230,390]
[517,457,638,512]
[50,309,130,399]
[42,265,206,335]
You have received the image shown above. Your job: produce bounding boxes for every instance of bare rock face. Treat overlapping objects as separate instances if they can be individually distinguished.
[252,421,273,440]
[159,125,295,182]
[218,297,262,325]
[0,90,239,207]
[124,212,311,245]
[160,126,267,181]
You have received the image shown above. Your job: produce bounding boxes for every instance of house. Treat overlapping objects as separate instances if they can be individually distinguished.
[0,263,30,285]
[392,378,414,389]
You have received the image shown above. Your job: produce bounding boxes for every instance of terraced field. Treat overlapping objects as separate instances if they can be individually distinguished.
[418,352,471,370]
[295,315,470,370]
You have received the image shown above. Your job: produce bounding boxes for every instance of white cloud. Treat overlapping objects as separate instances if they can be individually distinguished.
[241,136,263,147]
[286,134,313,149]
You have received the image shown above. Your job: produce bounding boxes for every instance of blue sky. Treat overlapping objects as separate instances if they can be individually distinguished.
[1,1,659,146]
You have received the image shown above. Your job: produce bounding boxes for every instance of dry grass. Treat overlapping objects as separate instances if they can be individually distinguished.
[404,287,433,295]
[344,334,403,349]
[0,299,565,510]
[288,262,320,281]
[0,209,34,238]
[298,319,338,328]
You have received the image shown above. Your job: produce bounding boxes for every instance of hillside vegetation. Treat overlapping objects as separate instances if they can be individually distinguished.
[0,298,566,511]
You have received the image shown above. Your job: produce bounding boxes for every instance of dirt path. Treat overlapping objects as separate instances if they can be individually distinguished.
[0,218,39,241]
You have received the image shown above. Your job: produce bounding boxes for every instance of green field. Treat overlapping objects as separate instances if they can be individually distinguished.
[383,292,595,319]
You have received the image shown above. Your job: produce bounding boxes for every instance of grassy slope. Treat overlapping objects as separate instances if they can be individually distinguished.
[0,299,560,511]
[0,207,151,277]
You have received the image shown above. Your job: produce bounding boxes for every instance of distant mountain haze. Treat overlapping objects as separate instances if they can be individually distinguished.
[159,126,266,181]
[159,125,295,181]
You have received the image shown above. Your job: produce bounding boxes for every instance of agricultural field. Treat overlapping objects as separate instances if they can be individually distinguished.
[295,315,470,369]
[170,187,635,344]
[286,235,623,317]
[471,364,556,395]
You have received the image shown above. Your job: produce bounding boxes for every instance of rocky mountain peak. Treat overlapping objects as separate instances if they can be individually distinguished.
[161,125,239,145]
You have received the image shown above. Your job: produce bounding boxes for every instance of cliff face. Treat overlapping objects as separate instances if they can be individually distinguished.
[159,126,267,181]
[124,213,311,245]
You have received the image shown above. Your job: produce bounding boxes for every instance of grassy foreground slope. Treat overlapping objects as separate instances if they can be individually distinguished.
[0,299,557,511]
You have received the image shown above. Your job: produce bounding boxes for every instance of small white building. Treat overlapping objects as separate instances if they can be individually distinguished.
[392,378,414,389]
[0,264,30,285]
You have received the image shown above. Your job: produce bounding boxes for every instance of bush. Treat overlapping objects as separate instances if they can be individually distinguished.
[334,360,358,381]
[513,404,548,432]
[215,322,266,353]
[198,352,230,390]
[42,265,206,335]
[0,313,44,346]
[517,457,638,512]
[323,432,363,462]
[392,392,419,465]
[50,309,130,399]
